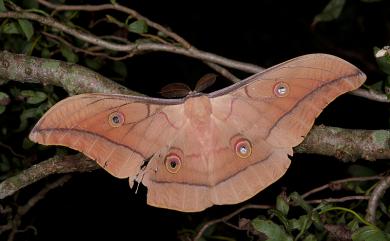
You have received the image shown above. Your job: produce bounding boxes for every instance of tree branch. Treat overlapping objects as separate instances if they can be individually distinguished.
[0,154,98,199]
[366,176,390,224]
[350,89,390,103]
[294,125,390,161]
[0,51,139,95]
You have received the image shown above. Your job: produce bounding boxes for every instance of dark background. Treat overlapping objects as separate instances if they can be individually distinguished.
[7,0,390,240]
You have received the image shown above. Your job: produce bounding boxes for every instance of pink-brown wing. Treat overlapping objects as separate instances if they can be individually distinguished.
[29,93,185,179]
[142,54,366,212]
[210,53,366,147]
[143,113,291,212]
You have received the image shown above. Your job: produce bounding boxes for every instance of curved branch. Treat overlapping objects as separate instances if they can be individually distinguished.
[301,176,382,199]
[0,11,263,74]
[294,125,390,161]
[0,154,98,199]
[193,204,271,241]
[366,176,390,224]
[0,51,139,95]
[37,0,191,48]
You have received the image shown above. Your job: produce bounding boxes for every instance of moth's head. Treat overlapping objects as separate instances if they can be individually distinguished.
[159,73,217,98]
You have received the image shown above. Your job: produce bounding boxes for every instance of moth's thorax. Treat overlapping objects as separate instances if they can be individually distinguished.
[184,95,212,127]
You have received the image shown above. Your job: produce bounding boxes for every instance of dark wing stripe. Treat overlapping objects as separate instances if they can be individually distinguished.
[150,152,272,187]
[32,127,146,159]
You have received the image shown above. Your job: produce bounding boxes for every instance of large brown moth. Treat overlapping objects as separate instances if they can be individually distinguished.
[29,54,366,212]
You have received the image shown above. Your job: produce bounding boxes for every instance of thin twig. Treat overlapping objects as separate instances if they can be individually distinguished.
[204,62,240,83]
[302,176,382,199]
[192,204,270,241]
[0,142,25,159]
[42,31,134,60]
[306,195,370,204]
[366,176,390,224]
[37,0,247,82]
[37,0,191,48]
[18,175,71,216]
[35,2,245,90]
[0,11,263,74]
[1,176,70,241]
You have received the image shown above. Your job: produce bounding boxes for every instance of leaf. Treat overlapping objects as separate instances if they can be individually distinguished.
[16,108,41,132]
[0,91,9,114]
[60,45,79,63]
[303,234,317,241]
[374,47,390,75]
[22,0,38,9]
[366,80,384,93]
[22,137,35,149]
[289,192,312,213]
[1,22,21,34]
[352,226,390,241]
[0,155,10,172]
[85,57,104,70]
[0,92,10,106]
[268,209,291,233]
[313,0,346,25]
[23,41,35,55]
[111,61,127,78]
[0,0,6,12]
[347,219,360,231]
[125,16,133,25]
[289,215,311,231]
[128,19,148,34]
[17,19,34,40]
[41,48,51,58]
[251,218,293,241]
[106,14,126,28]
[20,90,47,104]
[347,164,377,177]
[157,31,168,38]
[276,194,289,216]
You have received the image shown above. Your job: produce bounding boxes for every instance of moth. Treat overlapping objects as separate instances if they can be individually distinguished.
[29,54,366,212]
